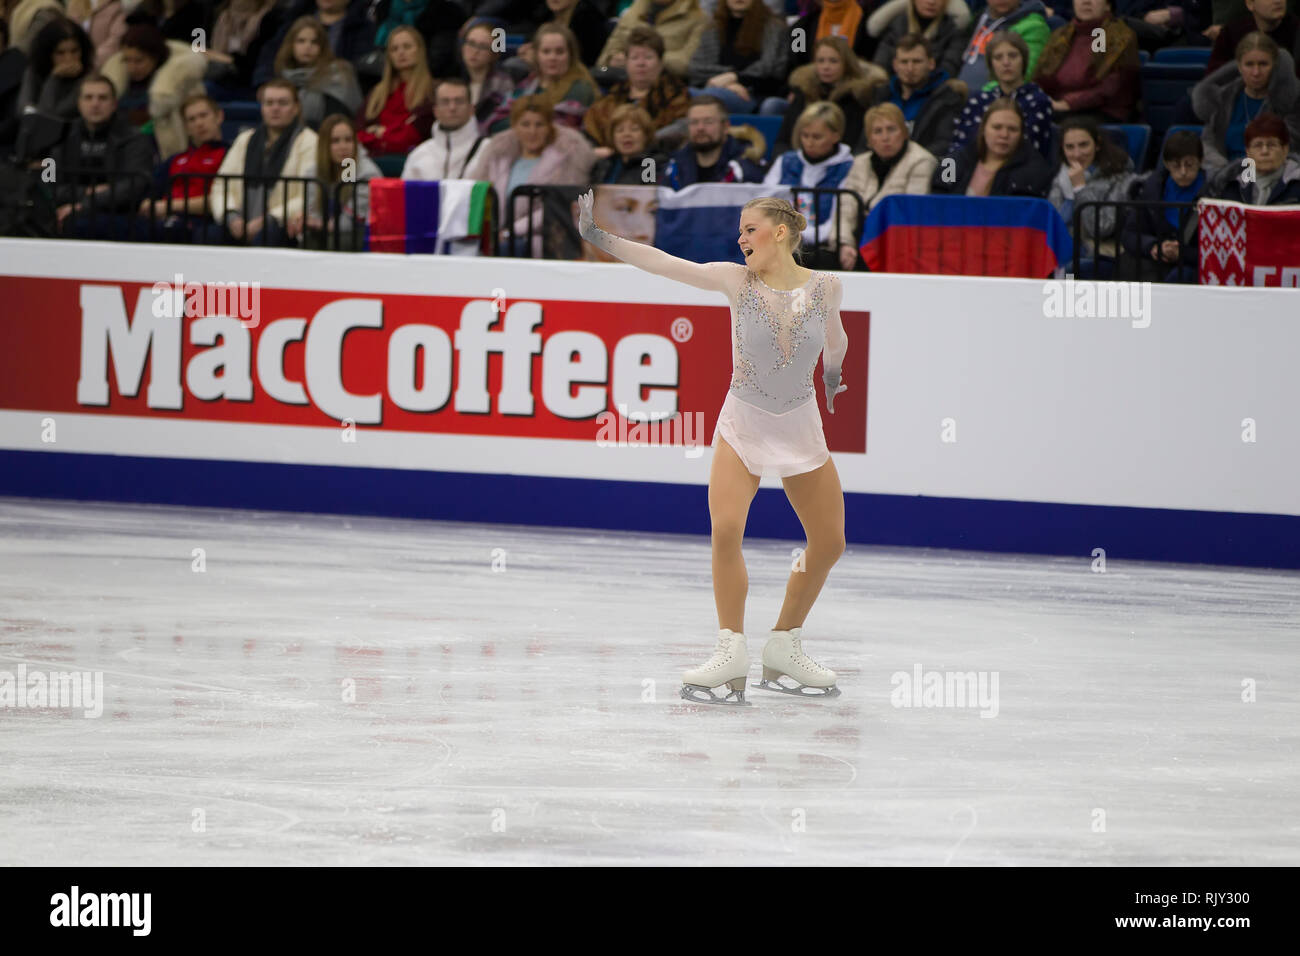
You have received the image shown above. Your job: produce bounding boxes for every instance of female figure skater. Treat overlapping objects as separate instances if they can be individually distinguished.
[577,190,849,705]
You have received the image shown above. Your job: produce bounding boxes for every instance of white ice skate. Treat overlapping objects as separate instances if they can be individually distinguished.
[753,627,840,697]
[680,628,751,705]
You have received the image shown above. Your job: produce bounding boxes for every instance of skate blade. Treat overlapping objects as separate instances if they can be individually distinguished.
[680,683,752,706]
[751,677,841,698]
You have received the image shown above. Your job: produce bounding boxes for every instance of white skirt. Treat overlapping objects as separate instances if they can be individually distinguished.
[712,391,830,478]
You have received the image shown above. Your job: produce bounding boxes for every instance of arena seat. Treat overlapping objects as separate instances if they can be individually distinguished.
[1100,123,1151,170]
[1141,61,1204,135]
[730,113,782,163]
[1153,47,1212,67]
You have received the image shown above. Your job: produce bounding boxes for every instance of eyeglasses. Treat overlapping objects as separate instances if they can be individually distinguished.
[1249,139,1284,150]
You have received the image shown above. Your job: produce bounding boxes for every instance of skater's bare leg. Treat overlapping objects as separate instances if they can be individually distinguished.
[708,437,761,633]
[774,456,845,631]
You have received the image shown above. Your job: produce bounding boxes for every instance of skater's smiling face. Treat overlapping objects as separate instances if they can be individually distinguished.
[737,208,790,270]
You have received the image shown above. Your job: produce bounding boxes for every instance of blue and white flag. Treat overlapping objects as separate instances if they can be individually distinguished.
[654,183,793,264]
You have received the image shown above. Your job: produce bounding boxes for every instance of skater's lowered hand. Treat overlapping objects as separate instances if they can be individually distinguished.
[823,370,847,413]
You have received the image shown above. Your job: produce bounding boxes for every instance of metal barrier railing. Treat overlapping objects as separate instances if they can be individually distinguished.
[1073,199,1200,282]
[789,186,865,269]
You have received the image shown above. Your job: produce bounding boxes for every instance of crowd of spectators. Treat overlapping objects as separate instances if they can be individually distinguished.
[1,0,1299,272]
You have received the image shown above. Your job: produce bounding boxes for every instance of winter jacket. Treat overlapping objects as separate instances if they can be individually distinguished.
[583,72,692,147]
[1192,51,1300,174]
[775,60,885,158]
[868,69,966,157]
[597,0,708,79]
[46,111,154,209]
[837,139,937,246]
[281,61,364,129]
[401,120,486,180]
[1206,12,1300,78]
[465,123,596,255]
[948,81,1054,158]
[82,0,129,69]
[663,132,765,188]
[762,141,856,248]
[1048,156,1137,239]
[930,137,1053,196]
[869,0,972,78]
[1121,166,1207,268]
[686,14,789,99]
[1033,15,1140,122]
[101,40,207,159]
[357,82,435,156]
[209,124,319,224]
[1215,156,1300,204]
[787,1,876,71]
[485,75,597,134]
[956,0,1050,91]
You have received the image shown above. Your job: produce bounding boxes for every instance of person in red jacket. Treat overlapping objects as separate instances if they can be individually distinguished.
[356,24,434,159]
[137,92,230,241]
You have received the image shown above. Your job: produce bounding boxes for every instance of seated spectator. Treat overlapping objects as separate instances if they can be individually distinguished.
[787,0,878,71]
[1193,32,1300,173]
[487,23,597,133]
[458,18,521,136]
[1034,0,1140,122]
[66,0,127,68]
[209,77,318,244]
[100,23,206,159]
[0,18,27,146]
[356,25,435,159]
[930,96,1053,194]
[7,0,65,54]
[956,0,1050,91]
[513,0,611,68]
[585,25,691,153]
[136,92,228,241]
[304,112,379,248]
[1047,115,1136,239]
[949,30,1052,157]
[589,102,670,182]
[1214,110,1300,200]
[776,35,885,157]
[868,33,966,156]
[1120,129,1208,282]
[251,0,376,89]
[872,0,972,77]
[1206,0,1299,76]
[271,16,362,128]
[46,72,153,237]
[201,0,285,99]
[465,93,596,256]
[686,0,789,115]
[598,0,708,79]
[762,100,855,266]
[16,18,93,126]
[402,77,487,179]
[663,93,765,186]
[838,101,937,267]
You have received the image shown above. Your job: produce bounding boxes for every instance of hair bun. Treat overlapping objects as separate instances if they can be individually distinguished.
[793,210,808,232]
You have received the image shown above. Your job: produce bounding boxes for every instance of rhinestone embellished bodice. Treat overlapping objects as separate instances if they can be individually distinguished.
[728,270,830,414]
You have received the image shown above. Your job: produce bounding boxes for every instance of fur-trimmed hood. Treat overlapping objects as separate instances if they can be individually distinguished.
[867,0,972,37]
[1192,49,1299,122]
[1035,15,1138,81]
[787,61,887,107]
[726,121,768,164]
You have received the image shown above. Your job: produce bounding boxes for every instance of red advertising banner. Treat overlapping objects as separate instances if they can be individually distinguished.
[0,275,869,454]
[1199,199,1300,286]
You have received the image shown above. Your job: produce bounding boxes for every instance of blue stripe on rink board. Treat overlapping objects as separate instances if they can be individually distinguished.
[1,449,1297,570]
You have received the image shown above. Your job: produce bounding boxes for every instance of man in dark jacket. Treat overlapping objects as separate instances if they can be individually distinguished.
[664,95,765,188]
[868,33,966,157]
[1120,129,1208,282]
[48,73,155,238]
[1205,0,1300,76]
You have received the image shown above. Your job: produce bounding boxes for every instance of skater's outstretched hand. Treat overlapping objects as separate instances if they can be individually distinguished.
[823,370,847,414]
[578,188,598,241]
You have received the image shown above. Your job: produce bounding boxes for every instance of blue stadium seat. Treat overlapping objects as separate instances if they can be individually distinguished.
[221,118,257,143]
[1138,49,1150,67]
[731,112,783,163]
[1140,61,1203,135]
[1100,123,1150,170]
[1153,47,1211,67]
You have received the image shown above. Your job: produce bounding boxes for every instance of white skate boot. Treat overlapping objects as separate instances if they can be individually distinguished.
[680,628,751,705]
[754,627,840,697]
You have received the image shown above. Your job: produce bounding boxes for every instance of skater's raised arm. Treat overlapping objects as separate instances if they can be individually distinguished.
[822,274,849,414]
[577,190,742,295]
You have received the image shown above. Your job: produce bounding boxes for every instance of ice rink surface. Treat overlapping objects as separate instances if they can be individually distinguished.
[1,496,1296,866]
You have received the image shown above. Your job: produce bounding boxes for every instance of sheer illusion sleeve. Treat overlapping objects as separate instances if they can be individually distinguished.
[822,274,847,382]
[580,219,745,296]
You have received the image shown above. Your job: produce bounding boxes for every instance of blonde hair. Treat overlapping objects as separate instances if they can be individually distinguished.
[366,26,434,120]
[742,196,808,256]
[793,100,845,142]
[863,102,906,139]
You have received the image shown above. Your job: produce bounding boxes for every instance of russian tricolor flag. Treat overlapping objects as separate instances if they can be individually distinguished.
[859,195,1073,278]
[654,183,794,264]
[368,179,492,254]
